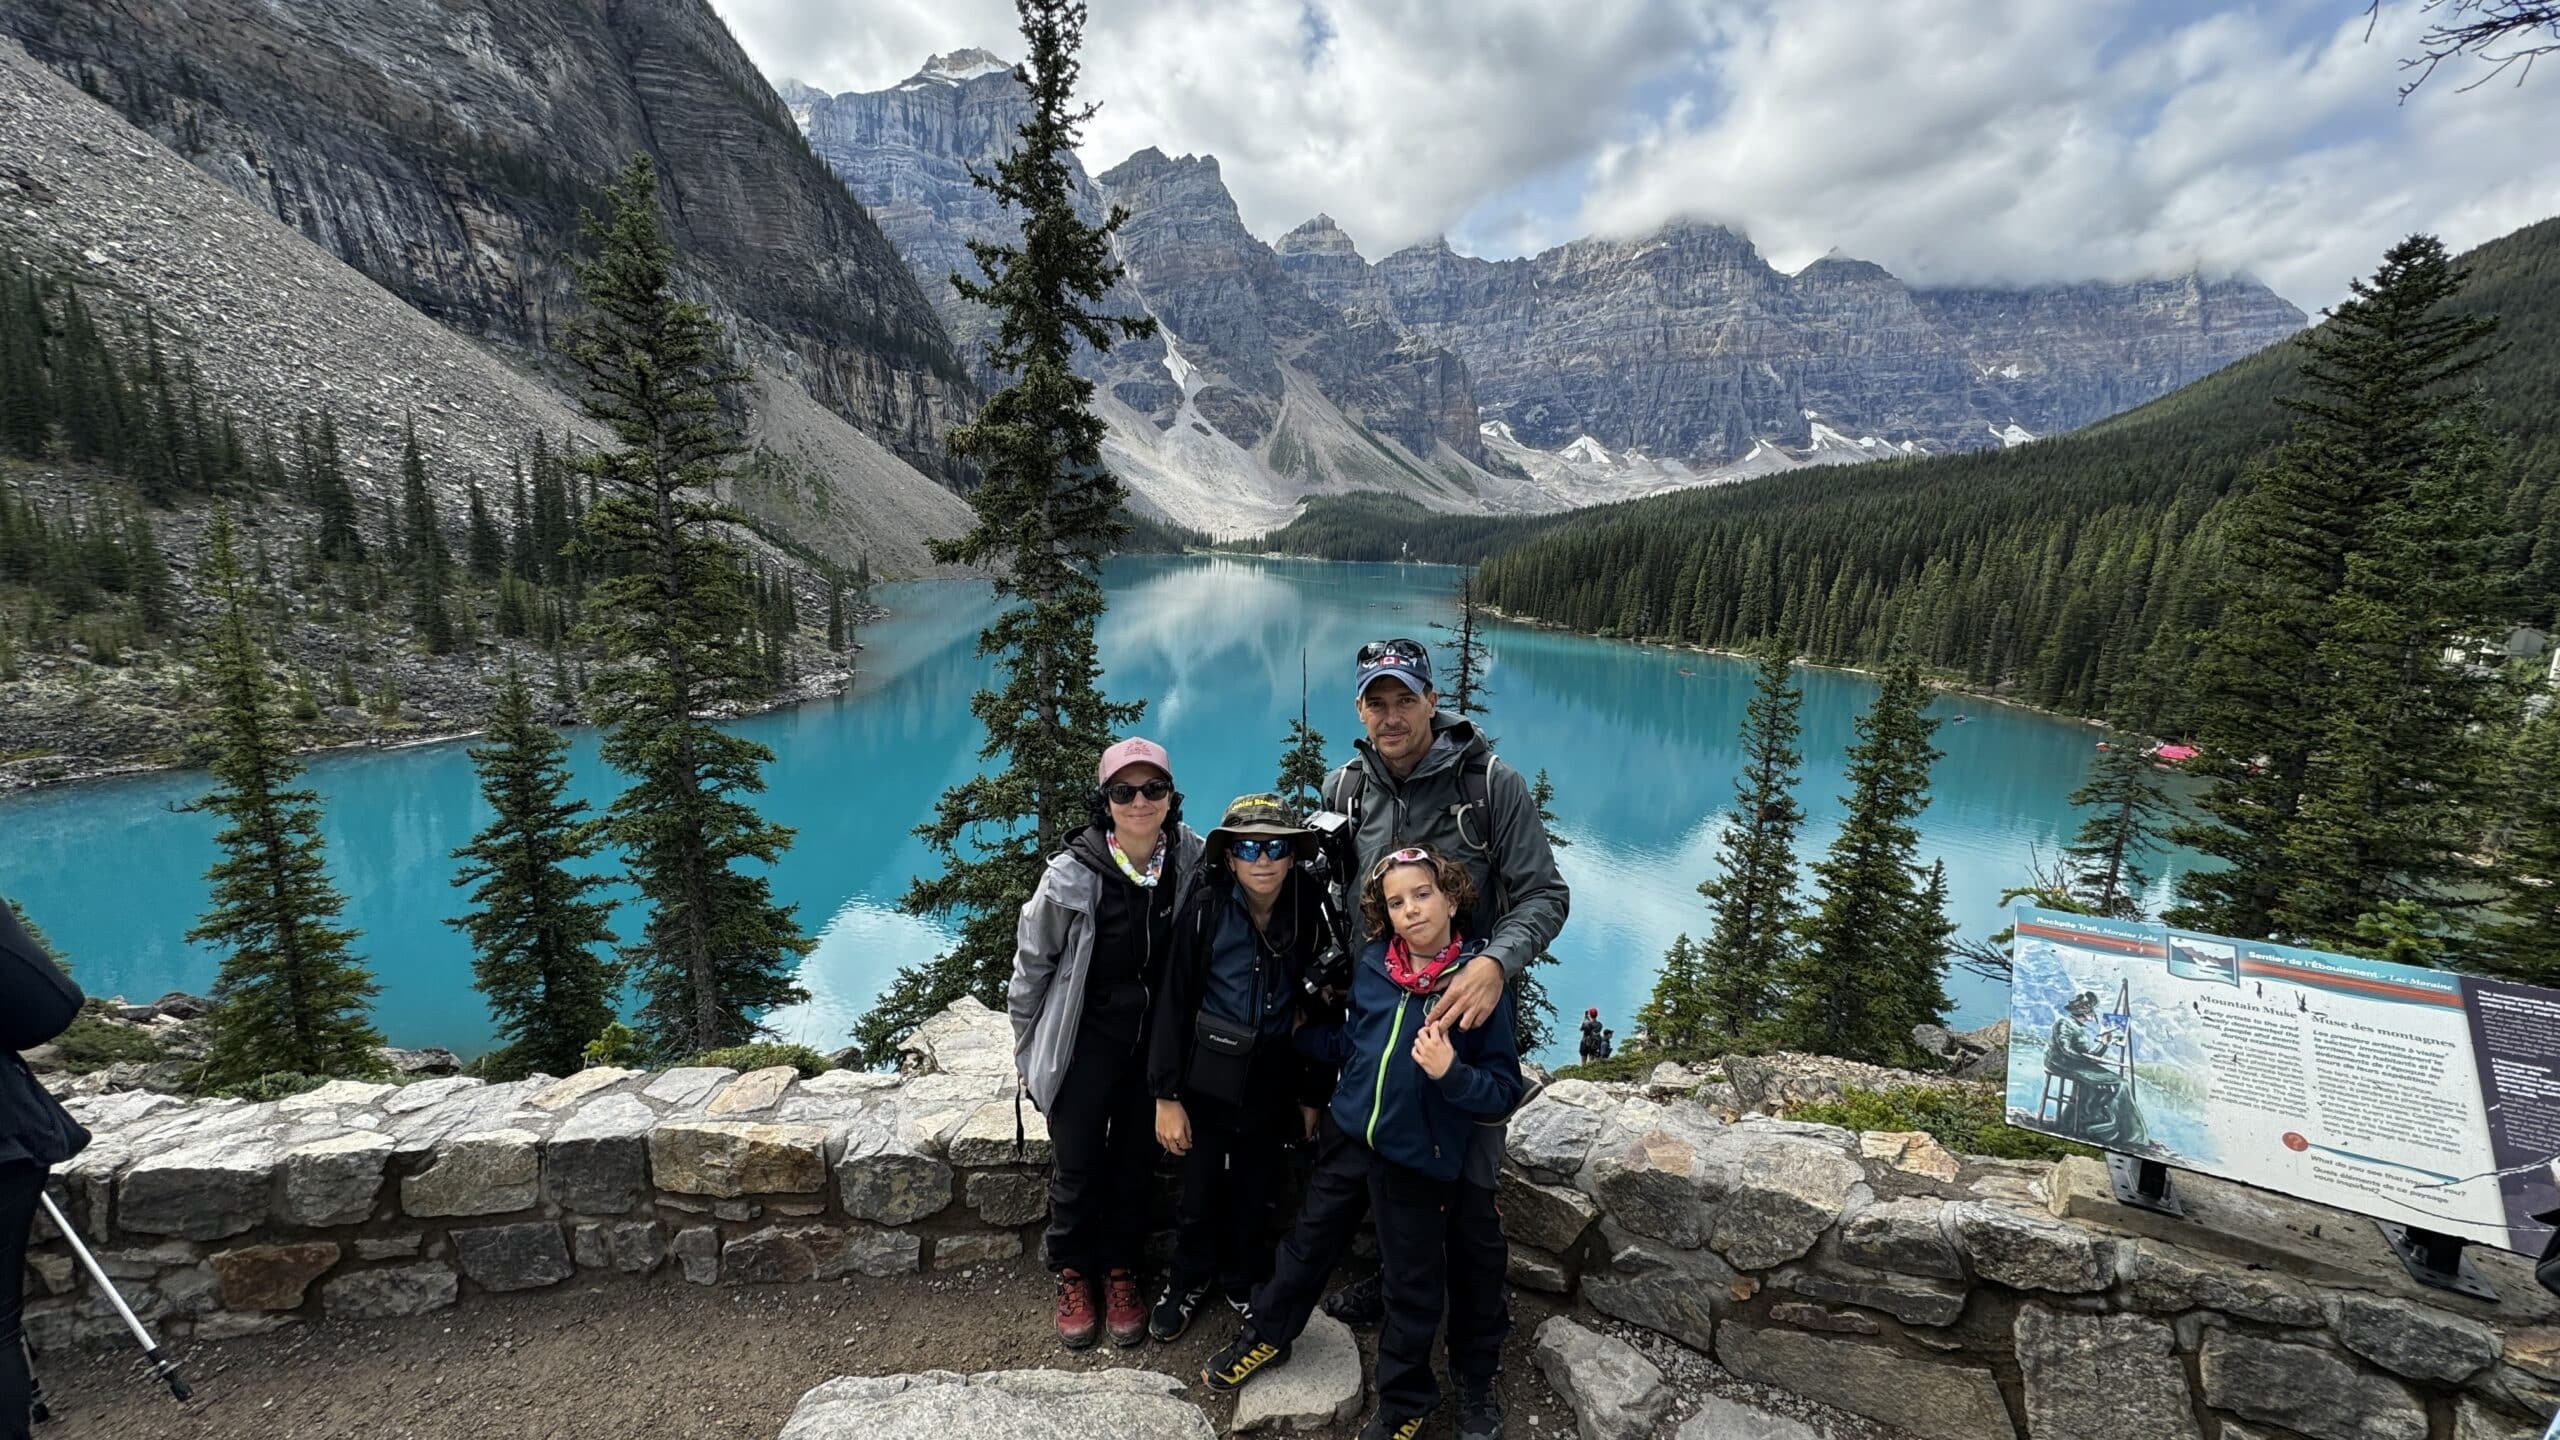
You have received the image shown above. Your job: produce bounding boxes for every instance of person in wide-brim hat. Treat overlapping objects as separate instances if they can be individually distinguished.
[1142,793,1337,1342]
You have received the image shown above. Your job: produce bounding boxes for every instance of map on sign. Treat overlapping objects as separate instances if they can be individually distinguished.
[2004,907,2560,1256]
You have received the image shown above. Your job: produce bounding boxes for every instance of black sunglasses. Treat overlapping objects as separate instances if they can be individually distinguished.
[1228,837,1296,862]
[1104,778,1174,804]
[1357,638,1428,667]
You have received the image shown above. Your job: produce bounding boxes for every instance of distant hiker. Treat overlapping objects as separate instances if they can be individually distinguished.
[1202,845,1524,1440]
[3,898,89,1439]
[1578,1007,1606,1065]
[1144,794,1337,1341]
[1311,636,1570,1440]
[1009,738,1203,1350]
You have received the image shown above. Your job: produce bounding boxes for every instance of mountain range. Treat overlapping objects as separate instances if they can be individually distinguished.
[787,51,2307,536]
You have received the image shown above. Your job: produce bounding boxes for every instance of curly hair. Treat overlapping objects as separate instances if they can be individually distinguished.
[1358,845,1477,940]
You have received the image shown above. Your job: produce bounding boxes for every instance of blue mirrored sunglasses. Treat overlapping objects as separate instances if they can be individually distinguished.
[1228,837,1296,863]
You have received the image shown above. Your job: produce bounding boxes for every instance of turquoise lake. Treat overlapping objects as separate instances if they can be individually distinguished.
[0,554,2189,1066]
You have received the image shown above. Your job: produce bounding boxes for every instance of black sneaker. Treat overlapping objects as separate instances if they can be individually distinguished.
[1224,1283,1254,1316]
[1321,1271,1384,1326]
[1359,1413,1429,1440]
[1457,1374,1503,1440]
[1150,1277,1211,1342]
[1200,1328,1291,1393]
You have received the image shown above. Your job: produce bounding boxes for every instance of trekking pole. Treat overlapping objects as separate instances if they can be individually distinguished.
[21,1335,48,1424]
[37,1193,191,1403]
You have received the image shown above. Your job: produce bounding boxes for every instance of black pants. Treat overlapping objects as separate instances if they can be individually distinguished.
[3,1162,43,1440]
[1249,1119,1466,1421]
[1044,1025,1159,1276]
[1168,1065,1299,1299]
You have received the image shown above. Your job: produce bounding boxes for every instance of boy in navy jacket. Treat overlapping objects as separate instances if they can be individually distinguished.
[1202,845,1523,1440]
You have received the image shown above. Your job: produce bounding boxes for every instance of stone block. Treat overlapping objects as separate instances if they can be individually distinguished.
[530,1067,637,1112]
[400,1128,540,1217]
[1952,1202,2109,1293]
[118,1136,281,1240]
[322,1263,458,1320]
[838,1118,955,1223]
[193,1311,299,1341]
[544,1093,655,1215]
[1233,1313,1362,1433]
[2456,1398,2546,1440]
[2121,1241,2324,1325]
[1499,1170,1599,1253]
[1508,1082,1613,1181]
[608,1220,664,1275]
[1674,1396,1822,1440]
[715,1199,759,1222]
[279,1080,396,1111]
[814,1227,920,1280]
[672,1225,721,1286]
[1580,1112,1723,1249]
[649,1120,831,1197]
[279,1131,393,1227]
[2334,1293,2501,1384]
[452,1222,573,1293]
[1768,1302,1879,1335]
[707,1065,797,1115]
[2199,1329,2428,1440]
[933,1232,1023,1269]
[1838,1198,1965,1280]
[1535,1316,1669,1440]
[949,1100,1051,1167]
[1581,1221,1733,1352]
[1859,1130,1961,1182]
[571,1222,610,1269]
[965,1170,1049,1226]
[641,1066,735,1108]
[209,1242,341,1311]
[1508,1246,1574,1294]
[1712,1135,1863,1269]
[1714,1325,2011,1440]
[1772,1263,1967,1327]
[381,1076,482,1115]
[353,1234,422,1261]
[2015,1305,2199,1440]
[778,1368,1215,1440]
[725,1225,820,1284]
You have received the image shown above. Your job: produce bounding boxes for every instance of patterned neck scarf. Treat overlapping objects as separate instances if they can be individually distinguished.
[1385,933,1466,995]
[1108,830,1169,888]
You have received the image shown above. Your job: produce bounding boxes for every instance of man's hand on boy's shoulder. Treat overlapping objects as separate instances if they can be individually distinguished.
[1429,955,1506,1031]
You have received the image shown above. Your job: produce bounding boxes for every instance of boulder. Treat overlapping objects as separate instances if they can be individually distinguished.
[149,992,214,1020]
[1711,1134,1863,1269]
[452,1223,574,1293]
[1725,1052,1960,1116]
[2334,1293,2501,1384]
[779,1369,1216,1440]
[543,1093,655,1214]
[400,1128,541,1216]
[671,1225,721,1285]
[1579,1109,1724,1249]
[1581,1220,1732,1352]
[649,1120,831,1197]
[1952,1202,2110,1293]
[322,1263,459,1320]
[2015,1305,2201,1440]
[373,1046,463,1077]
[1232,1313,1362,1432]
[1858,1130,1961,1183]
[2456,1399,2546,1440]
[1837,1198,1965,1280]
[1674,1396,1822,1440]
[1508,1247,1573,1294]
[1497,1170,1599,1253]
[2199,1330,2428,1440]
[965,1171,1049,1227]
[839,1116,957,1223]
[1715,1325,2011,1440]
[279,1131,393,1227]
[209,1242,341,1311]
[117,1135,281,1240]
[1534,1317,1669,1440]
[1508,1082,1613,1181]
[896,997,1018,1080]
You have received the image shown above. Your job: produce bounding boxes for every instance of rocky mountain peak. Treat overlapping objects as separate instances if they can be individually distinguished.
[915,49,1014,85]
[1276,214,1363,259]
[773,77,830,104]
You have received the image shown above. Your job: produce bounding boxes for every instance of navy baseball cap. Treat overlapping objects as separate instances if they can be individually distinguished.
[1353,638,1433,699]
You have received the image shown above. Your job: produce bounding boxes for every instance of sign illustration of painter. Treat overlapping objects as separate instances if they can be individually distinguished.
[2006,907,2560,1297]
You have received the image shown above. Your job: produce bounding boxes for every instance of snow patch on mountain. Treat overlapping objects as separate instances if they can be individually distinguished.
[1559,435,1615,466]
[920,49,1013,83]
[1991,421,2037,447]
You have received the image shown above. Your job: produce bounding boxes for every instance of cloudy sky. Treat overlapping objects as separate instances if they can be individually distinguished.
[708,0,2560,310]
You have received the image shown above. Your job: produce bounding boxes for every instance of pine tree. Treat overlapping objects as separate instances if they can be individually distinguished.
[1435,571,1494,718]
[309,412,363,563]
[1509,767,1566,1057]
[1637,933,1710,1057]
[2172,236,2507,947]
[2482,704,2560,986]
[1274,650,1328,811]
[2064,735,2177,917]
[856,2,1154,1063]
[825,581,847,652]
[127,511,174,634]
[449,666,621,1078]
[399,418,448,571]
[187,510,381,1085]
[1777,654,1947,1066]
[565,155,811,1056]
[1695,638,1805,1043]
[466,478,505,581]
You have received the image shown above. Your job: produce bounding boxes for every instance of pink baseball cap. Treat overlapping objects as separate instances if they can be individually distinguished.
[1097,737,1173,788]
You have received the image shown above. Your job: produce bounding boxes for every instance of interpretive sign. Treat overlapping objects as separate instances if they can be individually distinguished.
[2005,906,2560,1257]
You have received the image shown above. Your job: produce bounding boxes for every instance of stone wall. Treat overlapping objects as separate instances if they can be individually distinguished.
[30,1000,2560,1440]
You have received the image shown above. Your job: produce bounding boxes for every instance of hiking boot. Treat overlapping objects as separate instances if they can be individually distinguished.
[1225,1282,1255,1316]
[1359,1412,1429,1440]
[1457,1374,1503,1440]
[1201,1328,1291,1393]
[1321,1270,1384,1326]
[1054,1268,1099,1350]
[1104,1267,1148,1347]
[1149,1276,1212,1342]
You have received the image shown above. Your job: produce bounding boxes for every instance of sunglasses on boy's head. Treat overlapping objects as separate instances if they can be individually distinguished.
[1356,638,1428,669]
[1228,837,1296,863]
[1104,778,1174,804]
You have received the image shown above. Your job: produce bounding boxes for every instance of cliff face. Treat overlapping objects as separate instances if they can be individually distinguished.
[0,0,969,476]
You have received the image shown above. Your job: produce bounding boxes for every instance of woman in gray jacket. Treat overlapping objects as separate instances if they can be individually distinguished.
[1008,738,1205,1350]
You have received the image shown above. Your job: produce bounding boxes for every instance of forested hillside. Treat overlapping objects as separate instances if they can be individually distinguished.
[1256,219,2560,729]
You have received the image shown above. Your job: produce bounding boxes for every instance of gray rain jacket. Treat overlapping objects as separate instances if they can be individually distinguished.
[1007,823,1208,1113]
[1322,713,1569,980]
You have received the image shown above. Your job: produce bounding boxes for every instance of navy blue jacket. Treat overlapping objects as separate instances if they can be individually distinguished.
[1296,936,1522,1181]
[2,899,90,1169]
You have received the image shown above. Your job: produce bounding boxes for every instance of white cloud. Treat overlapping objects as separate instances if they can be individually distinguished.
[710,0,2560,309]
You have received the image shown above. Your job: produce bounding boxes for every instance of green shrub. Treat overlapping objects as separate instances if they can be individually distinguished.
[1548,1050,1672,1084]
[1790,1084,2094,1163]
[50,1011,170,1072]
[212,1071,331,1102]
[582,1022,648,1069]
[682,1043,832,1078]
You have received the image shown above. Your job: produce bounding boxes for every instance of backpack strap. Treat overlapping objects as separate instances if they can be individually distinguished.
[1455,751,1511,919]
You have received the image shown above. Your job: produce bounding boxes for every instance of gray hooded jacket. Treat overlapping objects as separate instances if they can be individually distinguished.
[1007,823,1208,1113]
[1322,713,1569,979]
